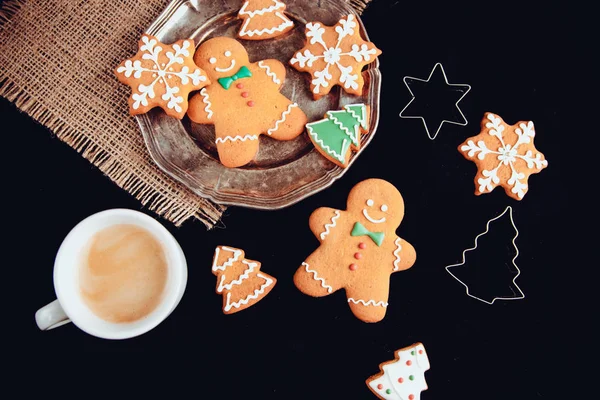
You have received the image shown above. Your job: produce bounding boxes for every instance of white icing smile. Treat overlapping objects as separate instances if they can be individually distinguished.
[362,199,387,224]
[362,209,386,224]
[215,59,236,72]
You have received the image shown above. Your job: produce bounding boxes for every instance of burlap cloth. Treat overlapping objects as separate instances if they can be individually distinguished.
[0,0,371,227]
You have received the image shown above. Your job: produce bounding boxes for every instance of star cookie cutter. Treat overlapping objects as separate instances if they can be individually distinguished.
[399,62,471,140]
[445,206,525,305]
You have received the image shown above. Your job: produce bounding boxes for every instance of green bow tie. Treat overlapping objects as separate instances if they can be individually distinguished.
[351,222,384,246]
[217,66,252,89]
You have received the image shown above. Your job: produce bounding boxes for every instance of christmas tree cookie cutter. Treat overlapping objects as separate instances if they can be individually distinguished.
[399,62,471,140]
[366,342,430,400]
[445,206,525,305]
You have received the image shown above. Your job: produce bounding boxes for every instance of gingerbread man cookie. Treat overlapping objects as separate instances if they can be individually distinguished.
[290,14,381,99]
[187,37,307,168]
[293,179,416,323]
[458,112,548,200]
[115,34,209,118]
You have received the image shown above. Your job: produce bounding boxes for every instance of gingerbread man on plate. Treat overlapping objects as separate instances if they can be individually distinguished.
[187,37,307,168]
[293,179,417,323]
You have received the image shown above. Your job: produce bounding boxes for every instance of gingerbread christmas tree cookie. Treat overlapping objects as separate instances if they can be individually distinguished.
[115,34,209,118]
[366,342,430,400]
[290,14,381,99]
[306,103,369,167]
[459,112,548,200]
[212,245,276,314]
[293,179,416,323]
[237,0,294,40]
[187,37,307,168]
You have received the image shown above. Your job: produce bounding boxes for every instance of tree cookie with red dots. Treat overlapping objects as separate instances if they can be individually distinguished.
[459,112,548,200]
[187,37,307,168]
[293,178,416,323]
[115,34,209,119]
[212,245,276,314]
[290,14,381,99]
[237,0,294,40]
[366,342,430,400]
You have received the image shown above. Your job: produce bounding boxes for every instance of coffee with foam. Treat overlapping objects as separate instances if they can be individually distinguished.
[79,224,168,323]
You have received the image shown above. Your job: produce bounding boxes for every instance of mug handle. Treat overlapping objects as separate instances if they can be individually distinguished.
[35,299,71,330]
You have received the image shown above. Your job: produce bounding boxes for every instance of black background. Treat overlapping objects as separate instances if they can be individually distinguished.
[3,0,581,398]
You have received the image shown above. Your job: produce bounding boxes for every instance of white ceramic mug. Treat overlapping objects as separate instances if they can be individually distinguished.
[35,209,188,339]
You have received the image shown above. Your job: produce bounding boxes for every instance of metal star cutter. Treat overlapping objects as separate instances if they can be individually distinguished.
[399,62,471,140]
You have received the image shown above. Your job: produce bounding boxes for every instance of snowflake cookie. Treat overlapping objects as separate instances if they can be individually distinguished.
[115,34,209,119]
[212,245,277,314]
[459,112,548,200]
[366,342,430,400]
[290,14,381,99]
[293,179,416,323]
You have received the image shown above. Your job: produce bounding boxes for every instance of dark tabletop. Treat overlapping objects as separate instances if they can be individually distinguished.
[4,0,579,398]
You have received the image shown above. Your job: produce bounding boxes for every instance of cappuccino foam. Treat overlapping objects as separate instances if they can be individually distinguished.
[79,224,168,323]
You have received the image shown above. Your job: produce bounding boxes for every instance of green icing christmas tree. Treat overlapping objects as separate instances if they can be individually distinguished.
[307,103,368,167]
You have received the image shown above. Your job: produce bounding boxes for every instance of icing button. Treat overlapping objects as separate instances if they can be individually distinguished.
[241,92,249,98]
[236,83,243,89]
[349,264,358,271]
[358,242,366,249]
[377,384,383,390]
[247,101,255,107]
[354,252,362,260]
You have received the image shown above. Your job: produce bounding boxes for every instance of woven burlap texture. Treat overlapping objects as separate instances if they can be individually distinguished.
[0,0,370,227]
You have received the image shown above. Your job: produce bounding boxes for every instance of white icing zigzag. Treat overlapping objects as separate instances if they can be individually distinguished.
[344,104,367,129]
[217,260,258,293]
[267,103,297,135]
[239,0,284,17]
[302,262,333,293]
[215,134,258,144]
[347,298,388,307]
[327,110,359,145]
[199,88,212,119]
[224,273,274,312]
[393,237,402,271]
[307,125,348,162]
[239,11,293,38]
[320,210,340,240]
[258,60,281,84]
[212,246,243,272]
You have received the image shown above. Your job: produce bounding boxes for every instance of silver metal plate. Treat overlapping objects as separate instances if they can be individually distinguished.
[138,0,381,209]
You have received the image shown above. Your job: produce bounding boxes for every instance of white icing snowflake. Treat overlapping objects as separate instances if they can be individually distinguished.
[460,113,548,199]
[290,15,380,96]
[116,35,207,115]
